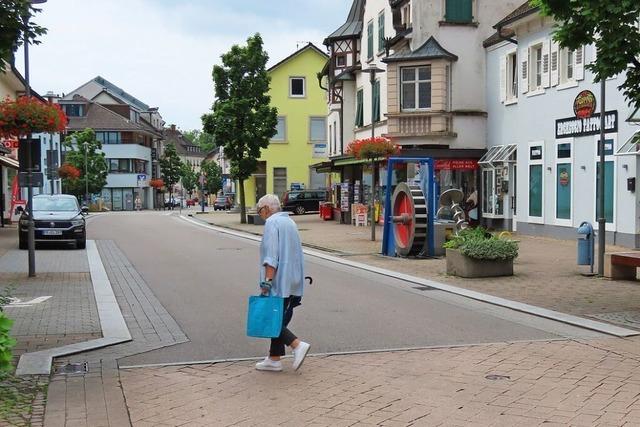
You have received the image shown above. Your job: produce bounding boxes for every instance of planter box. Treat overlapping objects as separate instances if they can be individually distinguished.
[446,248,513,278]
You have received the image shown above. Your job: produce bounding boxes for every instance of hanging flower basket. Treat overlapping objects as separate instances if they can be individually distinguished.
[57,163,81,179]
[149,178,165,190]
[0,96,68,138]
[346,137,399,160]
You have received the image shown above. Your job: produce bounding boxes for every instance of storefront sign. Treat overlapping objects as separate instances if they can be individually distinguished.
[137,174,148,188]
[312,143,327,158]
[573,90,597,119]
[434,159,478,170]
[556,110,618,139]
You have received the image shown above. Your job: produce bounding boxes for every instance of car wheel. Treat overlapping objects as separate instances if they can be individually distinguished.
[19,236,27,250]
[76,238,86,249]
[295,205,306,215]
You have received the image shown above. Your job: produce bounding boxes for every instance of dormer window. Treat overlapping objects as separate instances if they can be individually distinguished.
[64,104,84,117]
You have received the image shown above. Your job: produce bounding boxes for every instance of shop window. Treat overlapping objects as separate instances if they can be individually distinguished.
[555,142,572,222]
[401,66,431,111]
[355,89,364,127]
[528,144,543,219]
[595,138,615,224]
[367,20,374,60]
[272,116,286,141]
[289,77,305,97]
[445,0,472,23]
[378,11,385,54]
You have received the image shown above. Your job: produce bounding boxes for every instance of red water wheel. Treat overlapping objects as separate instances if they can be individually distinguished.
[391,182,428,257]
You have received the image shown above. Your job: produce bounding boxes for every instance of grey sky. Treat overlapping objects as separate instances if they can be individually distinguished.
[14,0,351,131]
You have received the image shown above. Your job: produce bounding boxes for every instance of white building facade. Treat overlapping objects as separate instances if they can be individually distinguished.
[484,4,640,247]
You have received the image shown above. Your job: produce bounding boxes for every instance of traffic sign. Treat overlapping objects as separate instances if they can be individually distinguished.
[18,172,43,187]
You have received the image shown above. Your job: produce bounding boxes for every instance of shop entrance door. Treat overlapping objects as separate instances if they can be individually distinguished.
[511,165,517,232]
[255,176,266,204]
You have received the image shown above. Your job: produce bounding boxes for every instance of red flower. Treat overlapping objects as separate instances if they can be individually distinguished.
[346,137,400,160]
[0,96,68,138]
[149,178,165,189]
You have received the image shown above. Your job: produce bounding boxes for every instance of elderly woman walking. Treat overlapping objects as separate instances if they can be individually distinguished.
[254,194,310,372]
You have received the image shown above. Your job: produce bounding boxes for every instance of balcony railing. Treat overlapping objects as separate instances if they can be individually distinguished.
[386,111,456,139]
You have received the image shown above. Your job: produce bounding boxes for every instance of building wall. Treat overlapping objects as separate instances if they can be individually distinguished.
[102,144,152,207]
[240,47,329,208]
[485,20,639,246]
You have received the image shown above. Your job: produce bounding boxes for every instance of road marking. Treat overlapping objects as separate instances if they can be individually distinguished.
[6,296,52,308]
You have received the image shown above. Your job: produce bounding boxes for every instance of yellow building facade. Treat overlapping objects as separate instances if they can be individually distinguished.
[240,44,329,207]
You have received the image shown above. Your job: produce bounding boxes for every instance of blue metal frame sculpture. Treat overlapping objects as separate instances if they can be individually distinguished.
[381,157,436,257]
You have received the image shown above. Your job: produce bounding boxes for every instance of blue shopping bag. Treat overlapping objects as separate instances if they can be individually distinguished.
[246,293,284,338]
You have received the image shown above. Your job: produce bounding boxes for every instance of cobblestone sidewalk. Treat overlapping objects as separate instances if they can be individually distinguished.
[120,336,640,426]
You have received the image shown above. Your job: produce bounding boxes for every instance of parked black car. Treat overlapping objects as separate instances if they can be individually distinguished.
[17,194,88,249]
[281,190,329,215]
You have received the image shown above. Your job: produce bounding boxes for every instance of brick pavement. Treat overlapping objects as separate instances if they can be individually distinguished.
[119,336,640,426]
[194,212,640,329]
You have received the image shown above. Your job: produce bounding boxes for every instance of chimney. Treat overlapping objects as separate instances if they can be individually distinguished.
[45,91,60,103]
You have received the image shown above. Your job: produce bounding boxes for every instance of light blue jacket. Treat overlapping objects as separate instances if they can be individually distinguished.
[260,212,305,297]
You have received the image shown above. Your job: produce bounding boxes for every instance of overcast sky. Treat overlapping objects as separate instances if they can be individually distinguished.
[14,0,351,131]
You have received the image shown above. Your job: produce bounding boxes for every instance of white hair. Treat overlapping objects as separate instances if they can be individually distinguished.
[257,194,281,212]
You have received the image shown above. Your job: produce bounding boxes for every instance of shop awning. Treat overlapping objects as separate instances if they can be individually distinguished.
[616,131,640,155]
[333,157,372,166]
[0,155,19,169]
[310,161,333,173]
[479,144,516,167]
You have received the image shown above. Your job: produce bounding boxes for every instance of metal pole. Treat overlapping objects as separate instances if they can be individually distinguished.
[597,78,606,276]
[370,71,376,241]
[200,175,205,213]
[23,14,36,277]
[84,141,89,205]
[49,135,54,194]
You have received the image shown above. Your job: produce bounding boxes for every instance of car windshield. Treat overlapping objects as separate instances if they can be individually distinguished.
[32,197,78,212]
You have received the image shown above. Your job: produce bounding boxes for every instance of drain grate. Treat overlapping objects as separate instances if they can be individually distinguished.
[588,311,640,330]
[485,374,510,381]
[55,362,88,375]
[412,285,436,291]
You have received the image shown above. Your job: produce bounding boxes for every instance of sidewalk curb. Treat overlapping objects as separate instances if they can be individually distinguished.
[179,215,639,338]
[15,240,132,376]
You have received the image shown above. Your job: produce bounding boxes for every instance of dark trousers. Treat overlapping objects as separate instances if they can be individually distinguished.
[269,296,302,357]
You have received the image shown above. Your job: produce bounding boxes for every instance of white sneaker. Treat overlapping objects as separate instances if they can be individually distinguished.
[255,357,282,372]
[292,342,310,371]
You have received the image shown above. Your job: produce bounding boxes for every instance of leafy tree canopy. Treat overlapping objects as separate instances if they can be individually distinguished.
[200,159,222,196]
[62,128,108,198]
[180,163,198,196]
[0,0,47,72]
[201,33,278,222]
[159,143,184,194]
[533,0,640,105]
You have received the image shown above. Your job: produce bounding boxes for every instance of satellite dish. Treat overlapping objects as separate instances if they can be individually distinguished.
[439,188,464,206]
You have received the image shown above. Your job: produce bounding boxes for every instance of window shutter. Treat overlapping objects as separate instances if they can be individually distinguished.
[499,54,507,102]
[520,49,529,94]
[575,46,584,80]
[550,41,559,86]
[446,0,472,23]
[542,39,551,88]
[373,80,380,122]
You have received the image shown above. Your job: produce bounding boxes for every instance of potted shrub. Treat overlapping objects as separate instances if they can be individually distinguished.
[0,96,67,138]
[443,227,518,278]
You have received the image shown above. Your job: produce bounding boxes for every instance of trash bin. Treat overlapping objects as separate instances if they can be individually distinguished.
[320,202,334,221]
[577,221,594,267]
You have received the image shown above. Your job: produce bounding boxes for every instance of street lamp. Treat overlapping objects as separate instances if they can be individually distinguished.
[23,0,47,277]
[361,65,385,241]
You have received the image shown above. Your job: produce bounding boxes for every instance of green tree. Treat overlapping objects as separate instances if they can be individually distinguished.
[201,159,222,196]
[532,0,640,105]
[62,128,108,202]
[0,0,47,72]
[159,143,184,206]
[180,163,198,198]
[183,129,216,153]
[202,33,278,223]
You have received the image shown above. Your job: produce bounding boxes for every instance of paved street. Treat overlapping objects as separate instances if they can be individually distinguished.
[86,211,602,368]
